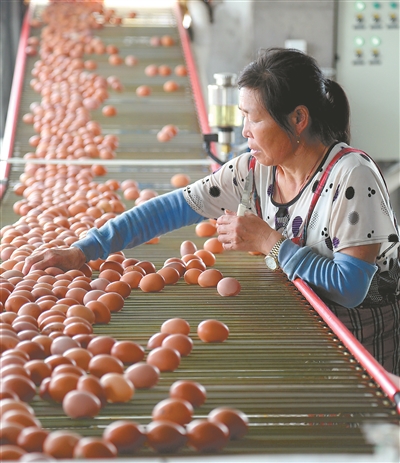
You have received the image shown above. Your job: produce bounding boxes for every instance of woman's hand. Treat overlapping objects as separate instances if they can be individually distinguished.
[22,247,87,275]
[216,210,280,254]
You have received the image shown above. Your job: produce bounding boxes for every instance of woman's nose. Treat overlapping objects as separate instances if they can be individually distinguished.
[242,120,250,139]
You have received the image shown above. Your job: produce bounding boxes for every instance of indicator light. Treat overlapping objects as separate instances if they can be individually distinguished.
[371,36,381,46]
[354,37,365,46]
[355,2,366,11]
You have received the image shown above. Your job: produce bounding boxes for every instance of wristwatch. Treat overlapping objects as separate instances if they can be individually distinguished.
[265,237,286,270]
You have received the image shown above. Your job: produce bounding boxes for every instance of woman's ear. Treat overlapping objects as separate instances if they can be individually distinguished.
[291,105,309,133]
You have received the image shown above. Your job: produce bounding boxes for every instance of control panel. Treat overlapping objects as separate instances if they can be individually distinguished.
[336,1,399,160]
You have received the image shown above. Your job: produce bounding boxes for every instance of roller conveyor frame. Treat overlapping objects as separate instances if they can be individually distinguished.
[0,2,399,461]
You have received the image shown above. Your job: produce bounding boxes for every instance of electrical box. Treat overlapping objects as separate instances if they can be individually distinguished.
[336,1,399,161]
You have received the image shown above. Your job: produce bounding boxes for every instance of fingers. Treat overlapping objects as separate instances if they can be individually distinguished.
[22,252,46,275]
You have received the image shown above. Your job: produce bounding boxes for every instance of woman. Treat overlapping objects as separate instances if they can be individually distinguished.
[23,48,400,374]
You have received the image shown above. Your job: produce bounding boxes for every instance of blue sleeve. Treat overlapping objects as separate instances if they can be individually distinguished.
[279,239,378,309]
[72,189,205,261]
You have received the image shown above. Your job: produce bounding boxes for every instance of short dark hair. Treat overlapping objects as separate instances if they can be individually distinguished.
[237,48,350,145]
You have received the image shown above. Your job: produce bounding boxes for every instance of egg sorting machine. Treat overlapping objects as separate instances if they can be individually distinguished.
[0,1,399,461]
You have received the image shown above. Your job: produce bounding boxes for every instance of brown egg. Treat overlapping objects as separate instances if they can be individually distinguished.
[169,380,206,408]
[136,85,151,97]
[136,260,156,273]
[162,334,193,357]
[87,336,116,355]
[0,398,34,416]
[217,277,241,297]
[125,55,138,66]
[24,359,52,386]
[208,407,249,440]
[0,336,19,355]
[183,268,203,285]
[163,80,179,92]
[203,237,224,254]
[156,130,171,142]
[147,332,169,350]
[144,64,158,76]
[103,420,146,454]
[100,373,134,403]
[123,187,140,201]
[158,65,171,76]
[0,444,26,460]
[139,273,165,293]
[120,271,142,289]
[161,35,175,46]
[157,267,180,285]
[2,409,41,428]
[43,430,81,459]
[0,421,24,445]
[152,397,193,426]
[1,374,36,401]
[85,300,111,324]
[179,242,197,258]
[105,280,131,298]
[108,54,123,66]
[195,221,217,238]
[66,304,95,324]
[186,419,229,452]
[63,319,93,336]
[161,317,190,335]
[48,373,80,402]
[185,258,206,272]
[164,261,186,277]
[17,426,49,453]
[77,374,107,406]
[110,340,144,365]
[146,420,186,453]
[88,354,124,377]
[63,347,93,371]
[124,362,159,389]
[102,105,117,117]
[73,437,117,459]
[50,335,80,355]
[31,335,52,357]
[194,249,216,267]
[175,64,187,76]
[197,319,229,343]
[44,354,75,371]
[101,260,124,273]
[146,346,180,372]
[97,292,125,312]
[62,390,101,418]
[198,268,223,287]
[150,36,161,46]
[99,268,121,282]
[83,290,106,305]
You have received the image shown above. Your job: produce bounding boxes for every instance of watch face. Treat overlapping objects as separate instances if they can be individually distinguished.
[265,255,278,270]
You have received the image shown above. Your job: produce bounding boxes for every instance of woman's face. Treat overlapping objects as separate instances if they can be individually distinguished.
[239,87,295,167]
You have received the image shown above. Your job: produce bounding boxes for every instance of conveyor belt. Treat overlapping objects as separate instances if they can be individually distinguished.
[0,2,399,461]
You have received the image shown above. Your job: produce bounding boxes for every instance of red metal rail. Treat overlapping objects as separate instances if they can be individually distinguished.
[173,1,211,136]
[294,279,400,412]
[0,6,31,199]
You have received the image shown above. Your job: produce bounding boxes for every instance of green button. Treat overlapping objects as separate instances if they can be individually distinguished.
[390,2,398,8]
[354,37,365,46]
[373,2,381,8]
[371,36,381,46]
[355,2,366,11]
